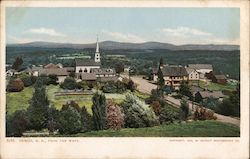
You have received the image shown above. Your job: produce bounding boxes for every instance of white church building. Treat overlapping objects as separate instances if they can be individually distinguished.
[75,38,101,73]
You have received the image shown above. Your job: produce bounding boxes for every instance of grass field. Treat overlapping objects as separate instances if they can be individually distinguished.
[6,85,149,115]
[71,120,240,137]
[25,120,239,137]
[199,81,236,92]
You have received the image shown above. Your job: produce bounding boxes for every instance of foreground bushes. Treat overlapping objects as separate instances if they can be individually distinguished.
[58,107,82,134]
[122,94,159,128]
[193,107,217,120]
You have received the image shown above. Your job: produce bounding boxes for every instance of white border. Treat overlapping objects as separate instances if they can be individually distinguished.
[0,1,249,158]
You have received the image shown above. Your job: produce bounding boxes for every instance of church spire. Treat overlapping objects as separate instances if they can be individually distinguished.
[96,35,99,53]
[95,35,101,62]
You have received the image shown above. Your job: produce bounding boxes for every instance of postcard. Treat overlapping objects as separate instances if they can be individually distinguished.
[0,0,249,158]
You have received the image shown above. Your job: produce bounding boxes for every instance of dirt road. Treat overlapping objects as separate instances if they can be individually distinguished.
[130,76,240,127]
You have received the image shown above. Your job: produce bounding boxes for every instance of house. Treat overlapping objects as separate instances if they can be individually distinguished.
[75,38,101,73]
[6,69,16,76]
[188,64,213,79]
[190,85,205,96]
[76,73,97,82]
[39,68,69,83]
[195,91,224,101]
[152,66,188,89]
[91,68,117,82]
[185,68,199,81]
[211,74,227,84]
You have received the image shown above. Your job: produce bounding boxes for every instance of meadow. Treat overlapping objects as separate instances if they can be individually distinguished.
[6,85,150,115]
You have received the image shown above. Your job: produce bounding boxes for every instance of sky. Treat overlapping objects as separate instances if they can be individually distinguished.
[6,7,240,45]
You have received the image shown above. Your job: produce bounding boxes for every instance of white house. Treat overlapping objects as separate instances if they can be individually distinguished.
[186,68,199,81]
[188,64,213,79]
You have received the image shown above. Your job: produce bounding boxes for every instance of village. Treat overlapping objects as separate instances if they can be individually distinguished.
[5,38,240,137]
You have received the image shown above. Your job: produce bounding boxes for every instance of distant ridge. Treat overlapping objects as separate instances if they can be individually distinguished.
[7,41,240,51]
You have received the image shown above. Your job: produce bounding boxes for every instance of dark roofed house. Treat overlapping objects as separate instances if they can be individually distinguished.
[76,73,97,81]
[196,91,225,101]
[151,66,188,89]
[39,68,69,83]
[90,68,117,82]
[212,74,227,84]
[188,64,213,79]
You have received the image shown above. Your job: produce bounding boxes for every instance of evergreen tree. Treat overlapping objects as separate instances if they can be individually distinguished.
[159,57,164,67]
[27,78,50,130]
[179,100,189,121]
[12,57,23,70]
[92,92,107,130]
[157,65,165,89]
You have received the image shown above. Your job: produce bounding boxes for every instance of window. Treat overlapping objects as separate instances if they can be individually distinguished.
[79,69,82,73]
[84,68,88,73]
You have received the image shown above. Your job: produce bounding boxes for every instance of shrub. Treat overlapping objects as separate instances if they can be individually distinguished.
[20,73,33,87]
[179,100,189,121]
[60,77,80,90]
[194,92,203,103]
[159,106,180,124]
[61,101,81,112]
[7,79,24,92]
[6,110,28,137]
[48,74,58,85]
[127,80,136,92]
[106,101,124,130]
[80,106,94,132]
[92,92,107,130]
[116,81,127,93]
[58,107,82,134]
[122,93,159,128]
[150,101,161,116]
[193,107,217,120]
[146,89,164,104]
[179,81,193,100]
[203,97,220,111]
[102,81,117,93]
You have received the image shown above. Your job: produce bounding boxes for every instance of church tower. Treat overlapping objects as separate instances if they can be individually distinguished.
[94,36,101,63]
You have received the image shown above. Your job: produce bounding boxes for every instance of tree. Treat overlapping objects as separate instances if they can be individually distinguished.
[6,110,28,137]
[150,101,161,116]
[27,78,50,130]
[12,57,23,70]
[157,66,164,89]
[48,74,58,85]
[122,93,159,128]
[20,73,33,87]
[92,92,107,130]
[159,105,180,124]
[179,100,189,121]
[7,78,24,92]
[115,63,124,74]
[61,100,81,112]
[102,81,117,93]
[47,106,59,134]
[194,92,203,103]
[69,72,76,78]
[179,81,192,100]
[58,107,82,134]
[159,57,164,67]
[80,106,94,132]
[106,101,124,130]
[127,80,136,92]
[60,77,80,90]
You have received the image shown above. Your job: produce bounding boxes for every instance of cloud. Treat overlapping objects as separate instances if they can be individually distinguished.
[161,26,212,37]
[26,27,66,37]
[101,30,145,43]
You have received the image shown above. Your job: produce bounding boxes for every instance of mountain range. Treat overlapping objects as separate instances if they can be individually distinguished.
[7,41,240,51]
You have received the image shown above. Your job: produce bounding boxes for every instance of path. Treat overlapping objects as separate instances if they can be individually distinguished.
[129,76,240,127]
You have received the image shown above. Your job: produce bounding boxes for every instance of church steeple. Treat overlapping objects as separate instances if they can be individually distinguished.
[95,36,101,62]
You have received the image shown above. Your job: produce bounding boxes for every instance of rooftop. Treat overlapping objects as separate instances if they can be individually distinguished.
[161,66,188,76]
[188,64,213,70]
[90,68,116,75]
[39,68,69,76]
[75,58,101,66]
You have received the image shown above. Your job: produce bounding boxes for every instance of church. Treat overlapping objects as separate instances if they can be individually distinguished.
[75,38,117,82]
[75,38,101,73]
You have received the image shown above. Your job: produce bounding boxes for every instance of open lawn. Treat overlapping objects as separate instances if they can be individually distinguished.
[6,85,147,115]
[199,80,237,92]
[24,120,239,137]
[70,120,240,137]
